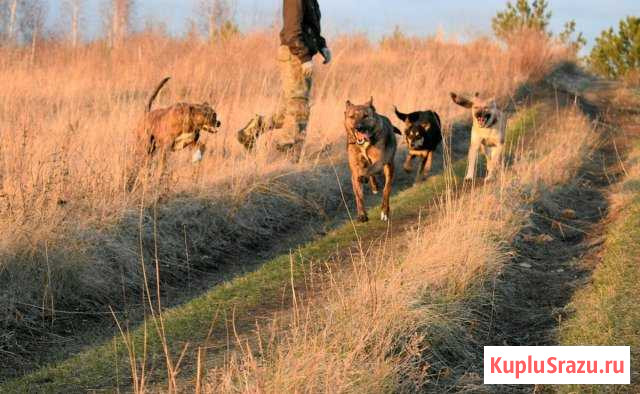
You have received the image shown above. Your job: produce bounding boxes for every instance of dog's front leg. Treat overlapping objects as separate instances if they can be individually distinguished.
[369,176,379,194]
[465,139,481,181]
[416,151,433,183]
[485,144,503,181]
[380,163,394,221]
[351,174,368,222]
[403,154,415,173]
[365,160,384,177]
[192,142,205,163]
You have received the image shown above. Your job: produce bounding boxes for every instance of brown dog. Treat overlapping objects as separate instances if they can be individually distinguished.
[345,98,400,222]
[135,77,221,164]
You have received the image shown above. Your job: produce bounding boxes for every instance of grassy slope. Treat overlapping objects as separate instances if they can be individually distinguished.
[2,171,465,393]
[1,108,537,393]
[1,171,461,393]
[558,142,640,392]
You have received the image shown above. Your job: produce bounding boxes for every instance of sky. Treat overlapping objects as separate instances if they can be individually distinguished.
[46,0,638,51]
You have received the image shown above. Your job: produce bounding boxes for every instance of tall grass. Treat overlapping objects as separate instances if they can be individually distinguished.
[0,28,573,378]
[203,107,595,393]
[0,29,569,246]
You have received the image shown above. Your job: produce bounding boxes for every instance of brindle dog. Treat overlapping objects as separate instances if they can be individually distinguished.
[345,98,401,222]
[135,77,221,164]
[394,107,442,183]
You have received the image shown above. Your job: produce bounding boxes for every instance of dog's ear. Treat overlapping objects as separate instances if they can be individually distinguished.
[212,112,221,127]
[450,92,473,109]
[367,96,375,111]
[394,106,409,122]
[346,100,353,109]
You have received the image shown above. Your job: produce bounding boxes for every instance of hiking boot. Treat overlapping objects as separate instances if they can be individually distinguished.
[237,115,266,150]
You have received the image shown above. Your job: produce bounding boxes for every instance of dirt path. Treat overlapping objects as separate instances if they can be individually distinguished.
[449,73,636,393]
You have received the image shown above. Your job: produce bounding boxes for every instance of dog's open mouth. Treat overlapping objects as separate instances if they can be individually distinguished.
[201,122,221,134]
[355,131,370,145]
[476,113,493,127]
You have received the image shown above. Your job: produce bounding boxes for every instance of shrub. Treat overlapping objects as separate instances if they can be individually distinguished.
[492,0,585,53]
[588,16,640,81]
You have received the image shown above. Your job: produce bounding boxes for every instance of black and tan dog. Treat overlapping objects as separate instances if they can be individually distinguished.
[394,107,442,183]
[345,98,400,222]
[134,77,221,164]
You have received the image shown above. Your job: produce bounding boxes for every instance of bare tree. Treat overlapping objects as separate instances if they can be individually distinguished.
[0,0,46,46]
[19,0,45,63]
[7,0,18,43]
[104,0,133,47]
[61,0,83,47]
[197,0,238,42]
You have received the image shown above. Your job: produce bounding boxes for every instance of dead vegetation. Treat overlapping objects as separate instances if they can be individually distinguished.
[0,29,579,387]
[202,101,596,392]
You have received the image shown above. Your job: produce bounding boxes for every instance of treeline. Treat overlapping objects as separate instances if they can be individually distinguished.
[0,0,239,48]
[1,0,637,82]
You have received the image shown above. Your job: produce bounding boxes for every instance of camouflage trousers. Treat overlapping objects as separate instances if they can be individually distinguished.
[237,45,312,153]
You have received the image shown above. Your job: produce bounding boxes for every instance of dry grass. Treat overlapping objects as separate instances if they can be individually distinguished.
[0,29,569,244]
[0,28,574,379]
[558,139,640,392]
[203,108,595,393]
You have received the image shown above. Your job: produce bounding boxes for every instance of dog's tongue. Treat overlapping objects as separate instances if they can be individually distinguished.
[356,131,370,142]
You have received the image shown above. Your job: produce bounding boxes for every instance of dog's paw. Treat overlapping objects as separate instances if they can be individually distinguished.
[403,165,413,173]
[192,149,203,163]
[371,189,379,195]
[357,214,369,223]
[380,211,389,221]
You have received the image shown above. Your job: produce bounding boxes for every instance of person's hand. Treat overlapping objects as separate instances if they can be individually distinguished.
[321,47,332,64]
[301,61,314,77]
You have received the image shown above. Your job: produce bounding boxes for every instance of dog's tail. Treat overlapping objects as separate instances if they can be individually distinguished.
[146,77,171,113]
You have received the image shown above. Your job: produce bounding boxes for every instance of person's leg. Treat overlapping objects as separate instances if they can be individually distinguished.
[271,46,312,156]
[266,45,291,130]
[237,46,308,152]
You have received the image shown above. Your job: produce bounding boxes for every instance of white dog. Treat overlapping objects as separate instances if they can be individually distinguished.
[450,92,506,181]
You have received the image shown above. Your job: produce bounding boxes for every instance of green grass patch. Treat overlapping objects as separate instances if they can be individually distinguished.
[505,103,541,148]
[1,107,537,393]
